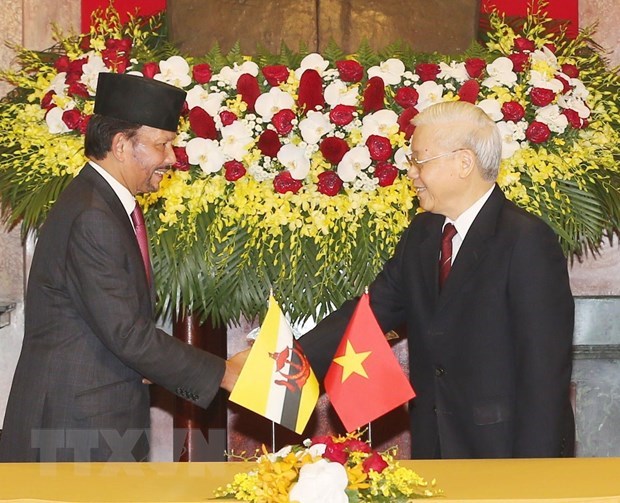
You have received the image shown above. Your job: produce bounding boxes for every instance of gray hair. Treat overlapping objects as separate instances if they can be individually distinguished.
[412,101,502,181]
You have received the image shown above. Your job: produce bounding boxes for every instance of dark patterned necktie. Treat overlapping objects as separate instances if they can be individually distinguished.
[438,223,457,290]
[130,203,152,285]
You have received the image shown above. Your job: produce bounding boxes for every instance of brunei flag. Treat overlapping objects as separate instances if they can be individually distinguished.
[229,295,319,434]
[325,292,416,432]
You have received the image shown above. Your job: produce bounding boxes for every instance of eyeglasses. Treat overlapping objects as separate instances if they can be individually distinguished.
[405,149,464,169]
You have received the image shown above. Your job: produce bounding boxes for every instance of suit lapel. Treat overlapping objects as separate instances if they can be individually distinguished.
[418,213,444,300]
[436,185,505,311]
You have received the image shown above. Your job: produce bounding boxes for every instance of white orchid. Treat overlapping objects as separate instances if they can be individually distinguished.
[45,106,71,134]
[529,70,565,93]
[497,121,525,159]
[254,87,296,121]
[438,61,469,83]
[288,459,348,503]
[367,58,406,85]
[80,55,109,95]
[277,143,311,180]
[324,80,359,107]
[185,85,226,116]
[482,57,517,88]
[299,110,334,144]
[477,98,503,121]
[47,72,68,96]
[220,121,254,160]
[557,94,591,119]
[415,80,445,111]
[295,53,330,79]
[360,109,398,140]
[154,55,192,88]
[337,145,372,182]
[535,104,569,134]
[218,61,259,87]
[186,137,225,174]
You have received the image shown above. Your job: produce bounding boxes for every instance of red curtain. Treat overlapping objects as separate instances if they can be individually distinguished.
[81,0,166,32]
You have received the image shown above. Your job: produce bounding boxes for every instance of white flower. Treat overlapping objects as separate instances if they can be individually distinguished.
[535,104,568,134]
[299,111,334,144]
[217,61,259,87]
[481,57,517,88]
[186,85,226,116]
[255,87,296,121]
[45,106,71,134]
[529,70,564,93]
[324,80,359,107]
[438,61,469,83]
[367,58,406,85]
[337,145,372,182]
[557,94,591,119]
[394,147,411,171]
[295,53,330,79]
[264,445,292,462]
[496,121,525,159]
[154,55,192,88]
[288,459,348,503]
[415,81,445,111]
[530,46,560,75]
[47,72,68,96]
[277,143,310,180]
[185,137,225,174]
[360,109,398,140]
[80,54,109,96]
[477,98,503,121]
[220,121,254,160]
[570,79,589,101]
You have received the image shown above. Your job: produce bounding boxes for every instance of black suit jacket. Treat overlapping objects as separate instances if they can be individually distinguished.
[0,164,225,462]
[301,185,575,458]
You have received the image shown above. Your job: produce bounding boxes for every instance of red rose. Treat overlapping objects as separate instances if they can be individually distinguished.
[273,171,302,194]
[67,81,89,99]
[322,442,348,465]
[397,107,418,140]
[561,63,580,79]
[105,37,132,54]
[79,35,91,52]
[501,101,525,122]
[342,438,372,453]
[375,161,399,187]
[465,57,486,78]
[262,65,289,86]
[508,52,529,73]
[101,48,129,73]
[64,71,82,85]
[544,42,557,54]
[54,55,70,72]
[525,121,551,143]
[563,109,587,129]
[362,76,385,114]
[172,146,190,171]
[317,171,343,196]
[336,59,364,83]
[555,75,571,94]
[514,37,536,53]
[415,62,440,82]
[142,62,159,79]
[365,134,392,162]
[394,87,419,108]
[272,109,296,135]
[530,87,556,107]
[257,129,282,157]
[319,137,350,164]
[62,109,83,131]
[41,90,56,110]
[237,73,261,112]
[78,114,91,135]
[220,110,237,126]
[362,452,389,474]
[457,79,480,104]
[192,63,212,84]
[297,69,324,115]
[224,160,246,181]
[68,58,87,75]
[189,107,217,139]
[329,104,356,126]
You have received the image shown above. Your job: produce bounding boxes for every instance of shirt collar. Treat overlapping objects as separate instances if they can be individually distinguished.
[444,185,495,238]
[89,161,136,217]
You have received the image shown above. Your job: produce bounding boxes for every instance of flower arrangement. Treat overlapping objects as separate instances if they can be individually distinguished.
[0,3,619,326]
[214,433,442,502]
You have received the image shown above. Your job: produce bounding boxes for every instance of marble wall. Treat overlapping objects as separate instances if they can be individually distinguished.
[0,0,619,458]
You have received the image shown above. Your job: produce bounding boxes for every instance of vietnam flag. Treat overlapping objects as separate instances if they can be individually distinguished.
[325,293,415,432]
[229,295,319,434]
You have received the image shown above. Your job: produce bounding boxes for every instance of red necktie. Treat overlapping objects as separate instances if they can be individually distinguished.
[130,203,152,285]
[438,223,457,290]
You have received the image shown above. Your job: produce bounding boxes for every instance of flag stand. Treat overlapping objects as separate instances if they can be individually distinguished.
[367,422,372,447]
[271,421,276,453]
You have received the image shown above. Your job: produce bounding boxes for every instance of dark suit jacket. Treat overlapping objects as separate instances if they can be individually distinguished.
[300,185,575,459]
[0,164,225,462]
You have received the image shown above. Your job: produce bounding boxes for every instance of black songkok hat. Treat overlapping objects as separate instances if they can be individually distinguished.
[94,73,186,132]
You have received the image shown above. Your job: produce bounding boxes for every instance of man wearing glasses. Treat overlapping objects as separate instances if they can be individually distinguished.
[300,100,575,459]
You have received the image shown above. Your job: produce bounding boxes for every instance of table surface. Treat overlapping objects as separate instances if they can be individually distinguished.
[1,457,620,502]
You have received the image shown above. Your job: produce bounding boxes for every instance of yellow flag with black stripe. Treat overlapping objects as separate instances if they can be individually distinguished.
[229,296,319,434]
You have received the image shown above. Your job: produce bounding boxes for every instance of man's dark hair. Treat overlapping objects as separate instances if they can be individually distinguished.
[84,114,141,160]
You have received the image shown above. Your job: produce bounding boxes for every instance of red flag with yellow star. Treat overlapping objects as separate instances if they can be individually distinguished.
[324,292,415,432]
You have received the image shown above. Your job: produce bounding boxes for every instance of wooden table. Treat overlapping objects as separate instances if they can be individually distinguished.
[1,457,620,502]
